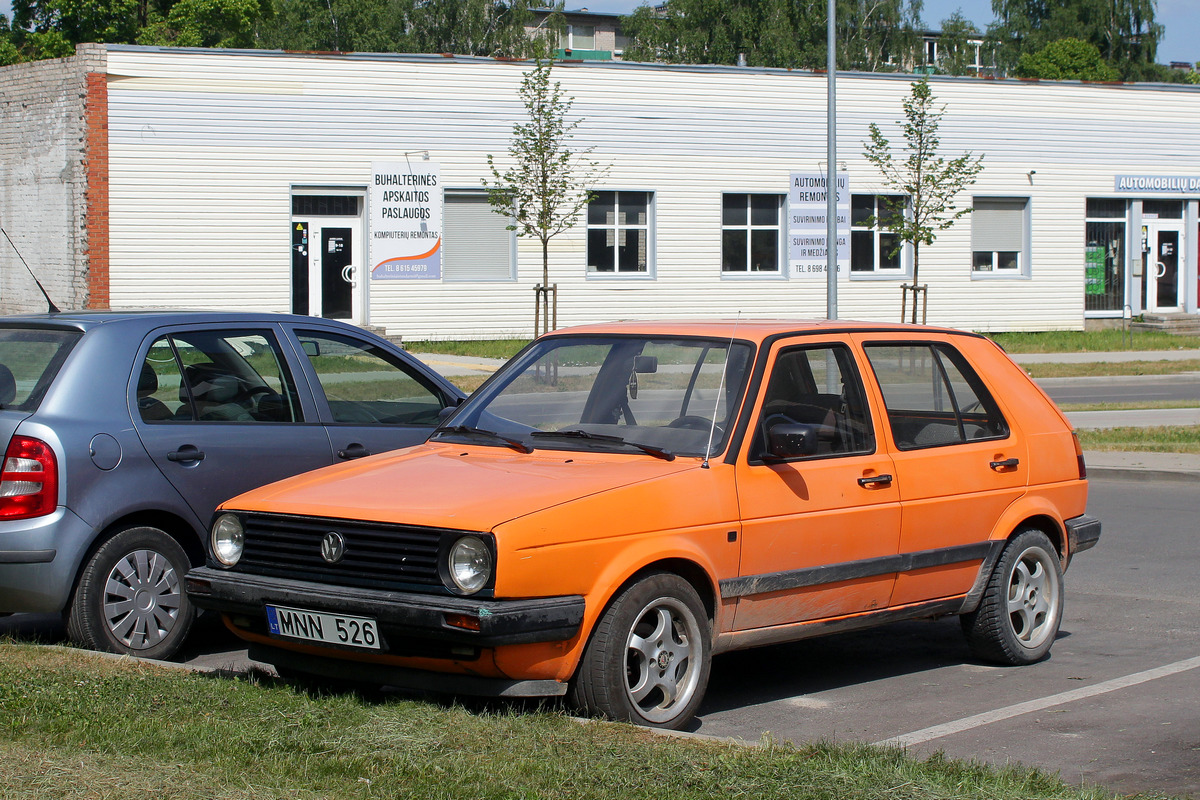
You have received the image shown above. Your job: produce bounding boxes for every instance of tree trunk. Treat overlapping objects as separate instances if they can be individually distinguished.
[910,241,921,325]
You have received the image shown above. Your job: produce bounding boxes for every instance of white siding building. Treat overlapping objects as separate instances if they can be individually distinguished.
[3,44,1199,339]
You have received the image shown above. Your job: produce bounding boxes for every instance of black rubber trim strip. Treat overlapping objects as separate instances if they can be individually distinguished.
[0,549,56,564]
[719,540,1000,599]
[186,567,584,647]
[1066,513,1102,555]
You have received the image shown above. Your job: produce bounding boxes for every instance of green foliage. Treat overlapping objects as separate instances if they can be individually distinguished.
[933,10,982,76]
[621,0,923,72]
[986,0,1161,81]
[1016,37,1120,81]
[863,78,984,323]
[139,0,269,48]
[483,57,607,292]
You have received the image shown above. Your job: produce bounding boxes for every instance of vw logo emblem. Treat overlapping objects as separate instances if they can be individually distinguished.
[320,531,346,564]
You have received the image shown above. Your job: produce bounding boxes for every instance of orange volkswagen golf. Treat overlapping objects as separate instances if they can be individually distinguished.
[187,320,1100,729]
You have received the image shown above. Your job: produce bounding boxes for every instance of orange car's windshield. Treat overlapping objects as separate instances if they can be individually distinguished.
[434,335,755,459]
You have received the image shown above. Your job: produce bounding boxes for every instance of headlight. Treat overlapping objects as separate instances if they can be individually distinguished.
[447,535,493,595]
[211,513,245,567]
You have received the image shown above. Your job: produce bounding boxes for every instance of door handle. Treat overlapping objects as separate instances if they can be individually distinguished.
[166,445,205,463]
[337,443,370,460]
[990,457,1019,471]
[857,473,893,488]
[341,264,357,287]
[1156,261,1167,278]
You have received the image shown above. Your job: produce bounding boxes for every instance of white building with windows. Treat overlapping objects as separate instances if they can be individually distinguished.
[2,44,1198,339]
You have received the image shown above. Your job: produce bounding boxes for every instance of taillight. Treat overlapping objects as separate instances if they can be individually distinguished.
[1071,431,1087,480]
[0,435,59,520]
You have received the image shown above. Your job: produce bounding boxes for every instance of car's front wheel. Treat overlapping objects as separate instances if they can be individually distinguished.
[961,528,1063,665]
[66,526,195,661]
[569,572,711,730]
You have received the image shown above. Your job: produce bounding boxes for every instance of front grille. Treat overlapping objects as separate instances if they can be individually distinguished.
[235,513,471,593]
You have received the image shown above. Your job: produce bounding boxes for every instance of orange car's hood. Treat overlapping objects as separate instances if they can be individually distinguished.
[221,441,699,531]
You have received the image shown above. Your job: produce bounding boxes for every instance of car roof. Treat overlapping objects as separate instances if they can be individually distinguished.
[0,309,354,331]
[549,318,984,344]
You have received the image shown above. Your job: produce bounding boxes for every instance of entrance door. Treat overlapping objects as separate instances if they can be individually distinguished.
[291,213,364,323]
[1146,220,1184,313]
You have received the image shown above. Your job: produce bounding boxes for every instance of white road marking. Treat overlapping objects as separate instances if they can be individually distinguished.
[873,655,1200,748]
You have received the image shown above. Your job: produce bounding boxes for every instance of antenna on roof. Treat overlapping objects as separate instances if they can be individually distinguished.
[2,228,61,313]
[702,312,741,470]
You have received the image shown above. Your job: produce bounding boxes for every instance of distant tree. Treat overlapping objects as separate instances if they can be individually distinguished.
[1016,37,1120,81]
[622,0,922,72]
[863,78,984,324]
[482,56,607,336]
[934,10,982,76]
[139,0,270,48]
[987,0,1161,81]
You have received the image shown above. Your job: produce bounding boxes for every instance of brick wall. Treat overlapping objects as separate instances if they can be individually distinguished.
[0,43,105,313]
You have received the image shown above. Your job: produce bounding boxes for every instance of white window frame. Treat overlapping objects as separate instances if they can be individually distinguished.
[586,190,655,278]
[721,193,785,277]
[561,24,596,51]
[971,196,1032,280]
[850,193,910,280]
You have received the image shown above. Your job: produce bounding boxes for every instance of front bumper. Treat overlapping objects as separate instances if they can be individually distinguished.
[185,567,586,649]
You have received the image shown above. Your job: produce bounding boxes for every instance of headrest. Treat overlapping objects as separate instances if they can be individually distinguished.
[183,364,240,404]
[0,364,15,406]
[138,362,159,397]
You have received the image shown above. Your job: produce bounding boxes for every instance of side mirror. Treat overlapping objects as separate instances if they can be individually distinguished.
[764,422,820,461]
[633,355,658,374]
[301,340,321,357]
[437,405,458,422]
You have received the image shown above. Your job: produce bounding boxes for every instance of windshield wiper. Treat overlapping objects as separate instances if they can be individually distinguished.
[530,429,675,461]
[433,425,533,454]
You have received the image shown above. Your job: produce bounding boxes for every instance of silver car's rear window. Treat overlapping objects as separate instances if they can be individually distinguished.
[0,327,82,412]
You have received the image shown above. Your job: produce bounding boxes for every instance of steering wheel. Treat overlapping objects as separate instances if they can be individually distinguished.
[236,384,276,403]
[668,415,723,438]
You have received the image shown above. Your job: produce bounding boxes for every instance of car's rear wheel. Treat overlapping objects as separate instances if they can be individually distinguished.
[66,526,194,661]
[569,572,710,730]
[961,528,1063,665]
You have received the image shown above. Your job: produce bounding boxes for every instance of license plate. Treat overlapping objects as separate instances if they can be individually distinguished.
[265,605,381,650]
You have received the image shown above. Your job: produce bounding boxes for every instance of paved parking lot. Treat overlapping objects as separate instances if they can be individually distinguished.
[3,475,1196,797]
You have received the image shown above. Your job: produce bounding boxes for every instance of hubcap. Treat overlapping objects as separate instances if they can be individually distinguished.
[624,597,702,724]
[103,548,181,650]
[1006,547,1059,650]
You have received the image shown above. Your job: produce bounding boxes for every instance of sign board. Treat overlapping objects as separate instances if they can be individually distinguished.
[370,162,442,280]
[1114,175,1200,193]
[788,172,849,278]
[1084,245,1106,296]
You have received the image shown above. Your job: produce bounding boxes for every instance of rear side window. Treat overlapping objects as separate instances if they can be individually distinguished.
[139,331,302,423]
[863,343,1008,449]
[0,327,82,412]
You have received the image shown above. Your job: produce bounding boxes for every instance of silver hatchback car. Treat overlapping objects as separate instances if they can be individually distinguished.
[0,310,463,660]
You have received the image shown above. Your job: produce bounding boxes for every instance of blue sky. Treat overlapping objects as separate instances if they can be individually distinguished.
[2,0,1195,66]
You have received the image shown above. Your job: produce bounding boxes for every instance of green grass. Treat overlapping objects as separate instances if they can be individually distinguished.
[1058,400,1200,413]
[1077,425,1200,454]
[988,330,1200,354]
[1023,359,1200,379]
[0,643,1168,800]
[405,339,530,360]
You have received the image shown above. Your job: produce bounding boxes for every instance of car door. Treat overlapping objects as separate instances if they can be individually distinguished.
[857,336,1028,607]
[730,339,901,631]
[131,324,334,528]
[284,326,461,461]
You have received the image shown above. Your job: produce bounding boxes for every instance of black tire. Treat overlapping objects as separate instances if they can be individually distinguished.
[569,573,710,730]
[66,526,195,661]
[961,529,1064,665]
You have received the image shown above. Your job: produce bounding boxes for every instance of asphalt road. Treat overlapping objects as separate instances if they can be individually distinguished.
[3,477,1196,798]
[1038,374,1200,405]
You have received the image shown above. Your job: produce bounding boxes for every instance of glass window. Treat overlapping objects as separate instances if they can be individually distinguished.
[722,194,783,273]
[972,197,1029,275]
[850,194,906,274]
[1085,199,1127,313]
[587,191,653,274]
[863,343,1008,449]
[0,327,80,412]
[141,331,301,423]
[297,330,449,426]
[753,345,874,461]
[1143,199,1183,219]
